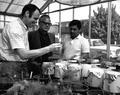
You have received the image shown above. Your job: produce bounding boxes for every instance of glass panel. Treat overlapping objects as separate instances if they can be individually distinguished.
[31,0,46,9]
[111,0,120,45]
[61,4,71,9]
[91,2,108,16]
[0,15,5,29]
[90,2,108,44]
[61,9,73,22]
[7,4,23,14]
[49,12,59,25]
[49,2,59,12]
[112,0,120,16]
[56,0,99,6]
[43,7,48,13]
[0,2,9,12]
[13,0,30,5]
[74,6,89,20]
[0,22,4,29]
[0,0,11,2]
[0,15,4,20]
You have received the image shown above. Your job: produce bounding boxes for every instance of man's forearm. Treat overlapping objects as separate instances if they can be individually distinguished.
[15,46,50,60]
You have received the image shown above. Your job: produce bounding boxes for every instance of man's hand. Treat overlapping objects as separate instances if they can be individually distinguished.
[49,43,62,51]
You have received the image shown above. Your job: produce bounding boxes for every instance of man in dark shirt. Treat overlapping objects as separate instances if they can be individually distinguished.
[28,14,55,75]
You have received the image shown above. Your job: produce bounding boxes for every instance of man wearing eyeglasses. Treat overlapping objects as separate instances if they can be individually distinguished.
[28,14,55,75]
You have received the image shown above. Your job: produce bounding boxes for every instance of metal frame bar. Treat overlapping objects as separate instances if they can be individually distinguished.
[0,1,24,6]
[43,0,116,14]
[5,0,15,12]
[40,0,53,12]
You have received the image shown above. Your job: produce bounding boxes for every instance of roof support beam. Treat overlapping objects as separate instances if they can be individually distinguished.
[43,0,116,14]
[0,11,19,17]
[5,0,14,12]
[28,0,34,4]
[0,1,23,6]
[40,0,53,12]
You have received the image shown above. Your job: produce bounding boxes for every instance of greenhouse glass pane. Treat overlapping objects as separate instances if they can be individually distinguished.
[61,9,73,22]
[31,0,46,9]
[0,2,9,12]
[43,7,48,13]
[61,4,71,9]
[74,6,89,20]
[49,2,59,12]
[0,22,4,29]
[7,4,23,14]
[49,12,59,25]
[0,15,4,20]
[13,0,30,5]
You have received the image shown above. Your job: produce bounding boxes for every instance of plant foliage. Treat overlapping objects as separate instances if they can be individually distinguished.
[82,4,120,44]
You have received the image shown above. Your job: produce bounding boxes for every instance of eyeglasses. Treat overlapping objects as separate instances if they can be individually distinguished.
[41,21,52,26]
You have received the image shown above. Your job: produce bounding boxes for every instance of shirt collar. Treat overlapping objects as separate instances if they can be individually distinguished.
[73,34,80,40]
[17,18,28,31]
[70,34,80,44]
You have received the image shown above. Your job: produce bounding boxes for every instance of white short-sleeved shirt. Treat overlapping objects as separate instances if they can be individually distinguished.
[63,34,90,60]
[0,18,29,61]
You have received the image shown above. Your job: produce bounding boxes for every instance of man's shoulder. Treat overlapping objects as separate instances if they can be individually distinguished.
[7,19,18,27]
[28,30,40,41]
[77,35,89,43]
[77,34,85,40]
[29,30,39,35]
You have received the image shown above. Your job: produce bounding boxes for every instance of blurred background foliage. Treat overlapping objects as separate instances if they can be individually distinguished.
[82,5,120,44]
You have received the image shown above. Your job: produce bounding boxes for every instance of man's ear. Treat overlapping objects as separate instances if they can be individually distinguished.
[25,11,29,17]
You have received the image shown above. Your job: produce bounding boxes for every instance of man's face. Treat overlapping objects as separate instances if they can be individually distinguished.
[40,17,52,32]
[69,25,80,39]
[27,9,40,27]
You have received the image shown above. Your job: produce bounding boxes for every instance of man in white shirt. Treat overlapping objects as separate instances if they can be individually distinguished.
[63,20,90,61]
[54,20,90,79]
[0,4,61,62]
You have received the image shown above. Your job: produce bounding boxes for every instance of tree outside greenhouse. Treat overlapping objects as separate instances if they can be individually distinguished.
[82,5,120,45]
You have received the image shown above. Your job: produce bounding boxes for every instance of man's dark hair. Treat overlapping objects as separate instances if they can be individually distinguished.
[39,14,50,22]
[69,20,81,30]
[21,4,40,18]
